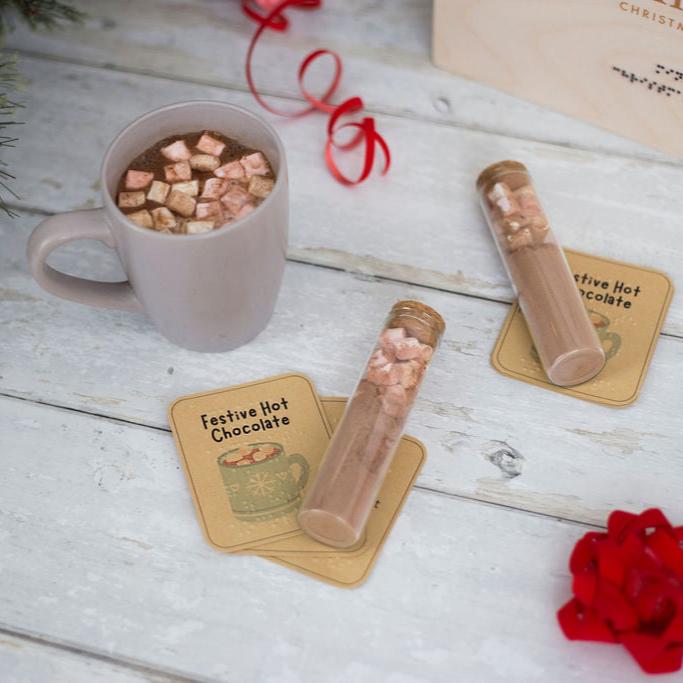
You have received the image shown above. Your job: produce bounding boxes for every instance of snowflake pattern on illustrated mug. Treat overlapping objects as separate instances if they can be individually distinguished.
[217,442,310,522]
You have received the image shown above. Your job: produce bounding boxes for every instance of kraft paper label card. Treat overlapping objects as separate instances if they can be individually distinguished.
[263,398,426,588]
[248,397,422,560]
[492,250,673,407]
[169,373,332,552]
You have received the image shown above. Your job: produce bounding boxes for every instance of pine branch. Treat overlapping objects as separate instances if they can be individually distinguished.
[0,53,21,217]
[0,2,84,217]
[0,0,85,35]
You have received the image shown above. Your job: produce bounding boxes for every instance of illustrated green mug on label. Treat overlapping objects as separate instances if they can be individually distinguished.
[588,310,622,360]
[531,308,622,365]
[217,442,310,522]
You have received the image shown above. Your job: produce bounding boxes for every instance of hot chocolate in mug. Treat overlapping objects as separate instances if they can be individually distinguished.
[27,101,288,352]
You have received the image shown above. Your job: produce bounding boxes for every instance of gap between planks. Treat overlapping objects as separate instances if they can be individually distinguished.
[11,47,683,173]
[0,390,605,533]
[10,203,683,343]
[0,624,212,683]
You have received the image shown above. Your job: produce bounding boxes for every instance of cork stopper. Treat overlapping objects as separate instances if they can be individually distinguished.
[387,300,445,348]
[476,160,529,193]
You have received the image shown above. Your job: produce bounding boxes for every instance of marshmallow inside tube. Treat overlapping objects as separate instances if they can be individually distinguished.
[478,161,606,387]
[298,301,445,549]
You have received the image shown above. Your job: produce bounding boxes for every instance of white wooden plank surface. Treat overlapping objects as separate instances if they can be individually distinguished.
[0,631,186,683]
[0,395,648,683]
[5,56,683,337]
[3,2,683,680]
[7,0,677,164]
[3,213,682,529]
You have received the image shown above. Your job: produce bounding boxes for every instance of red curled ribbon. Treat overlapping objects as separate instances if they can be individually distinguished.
[242,0,318,32]
[242,0,391,185]
[558,508,683,674]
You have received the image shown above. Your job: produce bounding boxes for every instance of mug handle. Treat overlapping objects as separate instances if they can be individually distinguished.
[602,332,622,361]
[27,208,142,312]
[287,453,310,492]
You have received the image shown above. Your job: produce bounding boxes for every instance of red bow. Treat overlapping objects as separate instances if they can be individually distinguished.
[241,0,391,185]
[558,509,683,674]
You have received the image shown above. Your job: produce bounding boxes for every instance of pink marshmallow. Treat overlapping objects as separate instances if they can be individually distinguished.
[235,203,256,220]
[240,152,269,177]
[201,178,229,200]
[117,191,145,208]
[190,154,220,172]
[514,186,544,218]
[126,209,153,229]
[214,160,245,180]
[488,182,520,217]
[147,180,170,204]
[248,175,274,199]
[393,336,422,360]
[166,190,196,218]
[221,185,251,216]
[195,201,223,221]
[196,133,226,157]
[380,327,406,346]
[151,207,176,231]
[161,140,191,162]
[164,161,192,183]
[125,170,154,190]
[368,350,393,368]
[367,363,400,386]
[397,360,423,389]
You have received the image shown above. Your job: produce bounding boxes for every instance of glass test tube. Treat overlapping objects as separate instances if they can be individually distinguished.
[298,300,445,548]
[477,161,605,387]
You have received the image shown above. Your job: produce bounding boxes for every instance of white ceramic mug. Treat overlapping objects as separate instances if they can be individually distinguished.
[27,100,288,352]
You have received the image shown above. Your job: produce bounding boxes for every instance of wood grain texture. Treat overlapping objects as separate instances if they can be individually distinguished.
[3,4,682,679]
[434,0,683,157]
[0,396,652,683]
[5,57,683,337]
[6,0,676,164]
[3,214,682,529]
[0,631,189,683]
